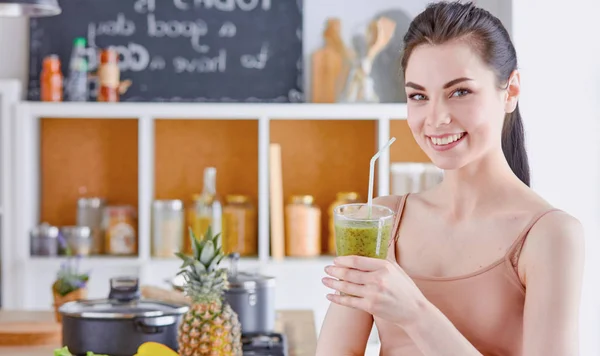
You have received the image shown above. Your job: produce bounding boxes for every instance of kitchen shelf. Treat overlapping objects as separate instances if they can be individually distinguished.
[29,256,143,268]
[22,101,408,120]
[6,99,412,310]
[40,118,139,227]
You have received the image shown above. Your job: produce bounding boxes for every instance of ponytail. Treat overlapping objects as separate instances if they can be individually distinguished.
[501,103,530,186]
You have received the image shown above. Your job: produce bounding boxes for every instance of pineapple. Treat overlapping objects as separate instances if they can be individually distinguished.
[175,226,243,356]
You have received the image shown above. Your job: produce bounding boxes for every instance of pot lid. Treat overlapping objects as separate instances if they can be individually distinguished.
[59,298,189,319]
[228,271,276,290]
[226,253,276,290]
[59,276,188,319]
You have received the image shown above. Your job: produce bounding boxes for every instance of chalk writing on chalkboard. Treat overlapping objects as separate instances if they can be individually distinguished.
[27,0,304,103]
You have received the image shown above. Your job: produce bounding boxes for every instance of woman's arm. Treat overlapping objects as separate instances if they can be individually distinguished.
[316,195,401,355]
[315,303,374,356]
[520,211,584,356]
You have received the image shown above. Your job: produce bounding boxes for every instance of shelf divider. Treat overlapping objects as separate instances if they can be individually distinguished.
[138,116,154,282]
[258,116,270,264]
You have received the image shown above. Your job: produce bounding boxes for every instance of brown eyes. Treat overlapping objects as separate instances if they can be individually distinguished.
[408,88,472,102]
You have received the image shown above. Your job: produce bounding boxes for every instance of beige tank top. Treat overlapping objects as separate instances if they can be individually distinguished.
[375,194,560,356]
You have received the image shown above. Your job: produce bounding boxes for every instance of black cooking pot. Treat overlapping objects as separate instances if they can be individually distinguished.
[59,276,188,356]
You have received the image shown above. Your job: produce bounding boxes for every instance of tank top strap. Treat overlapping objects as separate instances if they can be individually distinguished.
[391,193,409,245]
[507,208,562,268]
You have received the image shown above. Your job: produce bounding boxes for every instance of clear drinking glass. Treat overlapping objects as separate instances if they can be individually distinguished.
[333,203,394,259]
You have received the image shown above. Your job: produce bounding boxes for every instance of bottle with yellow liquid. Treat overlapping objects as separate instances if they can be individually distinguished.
[186,167,222,254]
[328,192,361,255]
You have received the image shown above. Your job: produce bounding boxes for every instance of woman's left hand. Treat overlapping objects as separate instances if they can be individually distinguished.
[323,255,427,326]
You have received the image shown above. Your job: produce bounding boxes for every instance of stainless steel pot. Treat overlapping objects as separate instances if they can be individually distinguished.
[224,253,276,334]
[59,276,188,356]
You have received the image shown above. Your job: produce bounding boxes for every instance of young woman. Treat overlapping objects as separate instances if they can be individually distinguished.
[316,2,584,355]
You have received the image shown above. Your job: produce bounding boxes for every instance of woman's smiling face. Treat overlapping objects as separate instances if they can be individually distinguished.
[404,39,512,170]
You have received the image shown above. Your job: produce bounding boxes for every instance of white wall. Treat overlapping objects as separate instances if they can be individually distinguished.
[0,17,27,96]
[512,1,600,355]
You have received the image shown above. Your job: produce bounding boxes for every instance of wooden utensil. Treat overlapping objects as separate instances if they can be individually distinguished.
[366,17,397,64]
[0,321,61,346]
[269,143,285,260]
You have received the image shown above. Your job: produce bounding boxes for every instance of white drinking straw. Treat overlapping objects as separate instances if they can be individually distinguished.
[368,137,396,217]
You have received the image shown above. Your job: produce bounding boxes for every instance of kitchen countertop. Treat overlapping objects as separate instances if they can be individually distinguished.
[0,309,317,356]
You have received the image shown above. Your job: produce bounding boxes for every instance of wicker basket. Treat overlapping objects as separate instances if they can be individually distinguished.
[52,287,88,323]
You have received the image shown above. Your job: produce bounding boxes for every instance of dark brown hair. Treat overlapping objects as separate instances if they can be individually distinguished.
[401,1,530,186]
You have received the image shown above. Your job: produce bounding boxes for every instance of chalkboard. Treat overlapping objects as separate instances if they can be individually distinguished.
[27,0,304,103]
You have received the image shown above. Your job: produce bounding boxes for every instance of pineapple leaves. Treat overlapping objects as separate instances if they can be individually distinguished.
[175,253,196,270]
[208,252,224,271]
[200,240,215,265]
[193,260,207,275]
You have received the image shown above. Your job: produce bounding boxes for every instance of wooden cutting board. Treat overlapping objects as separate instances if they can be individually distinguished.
[0,321,62,346]
[311,18,346,103]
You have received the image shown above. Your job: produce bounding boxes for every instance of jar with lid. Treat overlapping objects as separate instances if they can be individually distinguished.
[77,197,106,255]
[40,55,63,102]
[328,192,361,254]
[222,195,257,256]
[60,226,93,256]
[103,205,137,255]
[30,223,59,256]
[284,195,321,257]
[152,199,184,258]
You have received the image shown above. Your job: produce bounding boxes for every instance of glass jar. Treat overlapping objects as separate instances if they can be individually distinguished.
[285,195,321,257]
[60,226,93,256]
[30,223,59,256]
[328,192,361,255]
[77,197,106,255]
[222,195,257,256]
[103,205,137,255]
[152,199,184,258]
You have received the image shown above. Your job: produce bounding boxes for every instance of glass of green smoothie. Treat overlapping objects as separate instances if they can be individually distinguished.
[333,203,395,259]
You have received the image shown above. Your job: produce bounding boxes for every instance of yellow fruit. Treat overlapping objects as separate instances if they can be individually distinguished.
[135,341,178,356]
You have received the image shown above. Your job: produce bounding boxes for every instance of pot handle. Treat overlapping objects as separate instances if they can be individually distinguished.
[135,315,177,334]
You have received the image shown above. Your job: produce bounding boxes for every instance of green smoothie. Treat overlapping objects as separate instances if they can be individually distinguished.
[334,221,392,259]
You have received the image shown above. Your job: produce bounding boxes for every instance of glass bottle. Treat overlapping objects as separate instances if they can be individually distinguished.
[97,47,120,102]
[40,55,63,102]
[65,37,89,102]
[186,167,222,253]
[328,192,361,254]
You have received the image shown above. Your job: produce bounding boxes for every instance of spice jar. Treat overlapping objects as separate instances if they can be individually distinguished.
[285,195,321,257]
[328,192,361,254]
[152,200,184,258]
[77,197,106,255]
[103,205,137,255]
[40,55,63,102]
[30,223,59,256]
[222,195,257,256]
[60,226,93,256]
